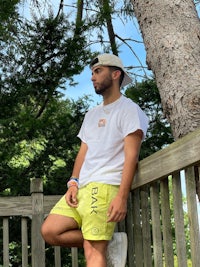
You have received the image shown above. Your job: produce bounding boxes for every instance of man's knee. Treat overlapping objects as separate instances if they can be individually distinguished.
[83,240,108,262]
[40,219,61,245]
[41,222,53,242]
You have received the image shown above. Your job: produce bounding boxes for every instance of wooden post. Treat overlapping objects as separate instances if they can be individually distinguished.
[31,178,45,267]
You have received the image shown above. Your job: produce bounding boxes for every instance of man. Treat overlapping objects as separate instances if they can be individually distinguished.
[41,53,149,267]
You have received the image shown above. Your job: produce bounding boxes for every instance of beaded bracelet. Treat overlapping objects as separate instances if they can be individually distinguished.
[67,177,79,189]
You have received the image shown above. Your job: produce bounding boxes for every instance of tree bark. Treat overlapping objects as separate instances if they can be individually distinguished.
[102,0,118,55]
[132,0,200,139]
[74,0,84,35]
[98,0,118,55]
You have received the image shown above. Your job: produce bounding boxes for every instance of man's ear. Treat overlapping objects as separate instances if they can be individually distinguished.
[112,70,121,81]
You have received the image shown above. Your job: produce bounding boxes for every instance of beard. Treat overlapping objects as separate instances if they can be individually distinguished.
[94,76,113,95]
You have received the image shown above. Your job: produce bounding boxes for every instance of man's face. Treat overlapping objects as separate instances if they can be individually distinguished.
[91,66,113,95]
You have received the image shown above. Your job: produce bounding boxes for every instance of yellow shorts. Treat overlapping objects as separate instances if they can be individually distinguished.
[50,182,119,241]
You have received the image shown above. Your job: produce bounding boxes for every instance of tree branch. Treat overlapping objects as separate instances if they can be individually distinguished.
[55,0,64,19]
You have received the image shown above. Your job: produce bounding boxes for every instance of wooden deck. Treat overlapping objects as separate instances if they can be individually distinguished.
[1,128,200,266]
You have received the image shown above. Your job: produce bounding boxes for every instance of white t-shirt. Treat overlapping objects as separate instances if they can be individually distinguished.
[77,95,149,188]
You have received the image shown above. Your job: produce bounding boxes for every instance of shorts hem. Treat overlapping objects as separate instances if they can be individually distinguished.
[83,235,113,241]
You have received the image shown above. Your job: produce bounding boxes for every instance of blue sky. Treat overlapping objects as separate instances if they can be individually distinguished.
[64,19,149,105]
[20,0,150,105]
[20,1,200,107]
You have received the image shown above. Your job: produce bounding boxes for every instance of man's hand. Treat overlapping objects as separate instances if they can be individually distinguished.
[65,186,78,208]
[107,195,127,222]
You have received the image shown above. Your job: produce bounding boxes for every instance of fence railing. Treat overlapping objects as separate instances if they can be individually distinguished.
[1,127,200,266]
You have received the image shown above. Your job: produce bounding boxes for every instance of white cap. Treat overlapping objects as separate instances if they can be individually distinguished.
[90,53,132,87]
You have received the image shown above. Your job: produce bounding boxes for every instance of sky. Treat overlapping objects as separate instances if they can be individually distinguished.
[20,0,150,106]
[64,20,149,105]
[19,1,200,106]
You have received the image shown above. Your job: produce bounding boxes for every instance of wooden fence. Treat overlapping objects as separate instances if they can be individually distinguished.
[0,127,200,266]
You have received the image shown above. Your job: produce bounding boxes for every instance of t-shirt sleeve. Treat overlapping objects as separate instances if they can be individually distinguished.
[77,113,87,143]
[121,104,149,140]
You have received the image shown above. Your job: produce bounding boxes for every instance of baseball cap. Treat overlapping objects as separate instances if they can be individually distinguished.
[90,53,132,87]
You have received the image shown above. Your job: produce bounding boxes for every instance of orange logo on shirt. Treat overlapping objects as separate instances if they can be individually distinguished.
[98,119,106,127]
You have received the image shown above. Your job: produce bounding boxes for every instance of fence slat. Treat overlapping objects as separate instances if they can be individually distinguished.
[21,217,28,267]
[185,167,200,267]
[160,178,174,267]
[54,246,61,267]
[71,247,78,267]
[172,172,187,267]
[3,217,9,267]
[126,193,135,266]
[133,189,143,266]
[140,186,152,267]
[150,182,163,267]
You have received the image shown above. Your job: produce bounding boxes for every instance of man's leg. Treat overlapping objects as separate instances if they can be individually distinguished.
[84,239,108,267]
[41,214,84,248]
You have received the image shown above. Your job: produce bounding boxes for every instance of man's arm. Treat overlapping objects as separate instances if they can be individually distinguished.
[71,141,88,178]
[107,129,143,222]
[65,141,88,207]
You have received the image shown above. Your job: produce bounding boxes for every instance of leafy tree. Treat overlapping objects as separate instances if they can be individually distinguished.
[0,2,92,195]
[0,96,91,196]
[0,0,20,33]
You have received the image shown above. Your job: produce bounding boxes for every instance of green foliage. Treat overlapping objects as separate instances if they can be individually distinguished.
[0,13,91,118]
[0,1,92,196]
[125,79,174,159]
[8,138,47,169]
[0,0,20,34]
[0,5,90,261]
[163,256,192,266]
[0,97,90,196]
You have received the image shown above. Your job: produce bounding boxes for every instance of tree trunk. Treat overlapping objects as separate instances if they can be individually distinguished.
[98,0,118,55]
[102,0,118,55]
[132,0,200,139]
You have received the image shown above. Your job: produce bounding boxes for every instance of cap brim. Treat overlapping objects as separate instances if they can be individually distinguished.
[121,73,132,87]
